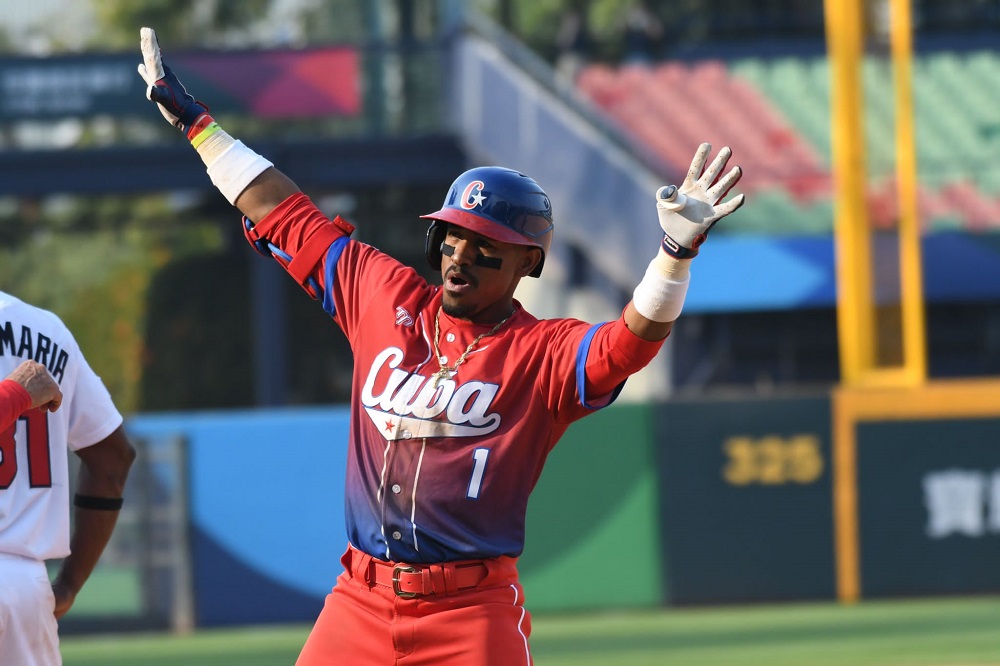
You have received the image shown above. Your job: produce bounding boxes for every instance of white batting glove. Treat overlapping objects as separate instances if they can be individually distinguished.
[656,143,745,258]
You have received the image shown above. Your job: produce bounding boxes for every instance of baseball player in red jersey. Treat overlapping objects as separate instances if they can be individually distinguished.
[139,27,744,665]
[0,291,136,665]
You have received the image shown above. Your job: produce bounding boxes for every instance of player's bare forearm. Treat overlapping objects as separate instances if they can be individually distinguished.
[235,167,301,224]
[51,427,135,618]
[623,302,673,341]
[52,502,122,618]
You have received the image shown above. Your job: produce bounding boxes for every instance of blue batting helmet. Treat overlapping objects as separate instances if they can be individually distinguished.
[421,166,554,278]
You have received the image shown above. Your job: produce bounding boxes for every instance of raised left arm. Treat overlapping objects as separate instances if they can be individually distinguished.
[138,27,353,301]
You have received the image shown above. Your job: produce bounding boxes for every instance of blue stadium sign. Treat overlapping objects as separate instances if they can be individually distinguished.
[0,48,360,120]
[0,55,146,119]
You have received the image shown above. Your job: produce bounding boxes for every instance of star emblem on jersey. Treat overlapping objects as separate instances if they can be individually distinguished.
[460,180,487,210]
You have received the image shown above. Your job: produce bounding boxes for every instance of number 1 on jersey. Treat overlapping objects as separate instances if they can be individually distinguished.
[467,448,490,499]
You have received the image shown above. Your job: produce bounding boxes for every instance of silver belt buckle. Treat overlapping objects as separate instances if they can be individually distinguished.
[392,565,420,598]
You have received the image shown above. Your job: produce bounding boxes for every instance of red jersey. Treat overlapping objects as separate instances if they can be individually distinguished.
[253,194,664,563]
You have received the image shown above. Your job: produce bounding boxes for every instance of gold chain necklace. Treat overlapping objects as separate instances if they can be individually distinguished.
[431,307,513,387]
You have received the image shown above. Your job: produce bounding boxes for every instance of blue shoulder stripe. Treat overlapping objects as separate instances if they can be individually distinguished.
[321,236,352,317]
[575,322,626,410]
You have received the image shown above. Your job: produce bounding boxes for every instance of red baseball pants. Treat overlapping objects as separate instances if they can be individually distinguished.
[295,545,533,666]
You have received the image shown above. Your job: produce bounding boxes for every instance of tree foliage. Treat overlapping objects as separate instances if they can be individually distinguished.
[472,0,644,63]
[89,0,271,49]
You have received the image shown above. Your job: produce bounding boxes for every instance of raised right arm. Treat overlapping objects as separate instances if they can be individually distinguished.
[137,27,354,300]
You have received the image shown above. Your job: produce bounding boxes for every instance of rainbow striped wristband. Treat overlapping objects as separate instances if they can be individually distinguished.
[187,114,221,148]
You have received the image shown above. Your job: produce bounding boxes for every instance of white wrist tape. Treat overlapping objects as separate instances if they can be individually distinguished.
[631,248,691,323]
[196,129,273,205]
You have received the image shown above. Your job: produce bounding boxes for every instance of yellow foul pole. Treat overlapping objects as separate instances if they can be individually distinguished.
[891,0,928,385]
[828,0,929,605]
[825,0,874,388]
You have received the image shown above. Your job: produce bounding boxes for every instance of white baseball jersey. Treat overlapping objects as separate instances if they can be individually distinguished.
[0,291,123,561]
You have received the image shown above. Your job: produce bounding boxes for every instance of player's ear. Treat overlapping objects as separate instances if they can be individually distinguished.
[517,248,542,278]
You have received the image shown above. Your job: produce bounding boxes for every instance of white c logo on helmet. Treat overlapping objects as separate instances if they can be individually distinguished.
[460,181,487,210]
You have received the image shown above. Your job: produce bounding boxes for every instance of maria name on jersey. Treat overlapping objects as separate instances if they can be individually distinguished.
[361,347,502,441]
[0,321,70,382]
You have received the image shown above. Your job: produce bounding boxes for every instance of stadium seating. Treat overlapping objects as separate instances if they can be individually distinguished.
[577,51,1000,234]
[578,59,829,205]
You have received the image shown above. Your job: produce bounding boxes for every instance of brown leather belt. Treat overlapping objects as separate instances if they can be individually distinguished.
[350,545,489,599]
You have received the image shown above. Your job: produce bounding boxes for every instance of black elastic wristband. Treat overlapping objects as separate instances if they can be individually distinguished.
[74,494,124,511]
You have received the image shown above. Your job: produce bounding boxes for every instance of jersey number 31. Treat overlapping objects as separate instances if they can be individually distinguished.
[0,412,52,489]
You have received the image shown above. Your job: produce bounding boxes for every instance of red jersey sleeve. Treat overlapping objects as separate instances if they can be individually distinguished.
[0,379,31,431]
[531,311,665,424]
[245,192,436,344]
[326,240,435,344]
[583,314,666,399]
[244,193,355,299]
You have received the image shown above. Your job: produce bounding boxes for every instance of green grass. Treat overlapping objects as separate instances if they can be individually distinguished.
[61,596,1000,666]
[49,565,142,615]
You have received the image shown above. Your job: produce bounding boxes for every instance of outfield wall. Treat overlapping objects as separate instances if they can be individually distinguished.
[655,394,835,605]
[98,390,1000,629]
[125,409,351,627]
